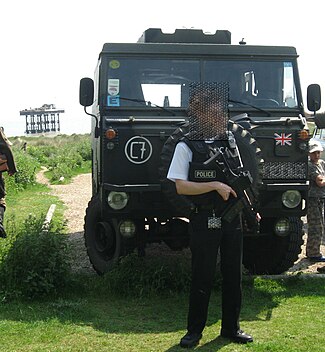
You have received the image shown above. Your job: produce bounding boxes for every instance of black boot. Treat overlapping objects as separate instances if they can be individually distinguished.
[0,206,7,238]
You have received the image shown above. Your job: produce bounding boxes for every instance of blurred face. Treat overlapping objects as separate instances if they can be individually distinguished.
[188,92,225,116]
[188,84,229,140]
[309,150,321,163]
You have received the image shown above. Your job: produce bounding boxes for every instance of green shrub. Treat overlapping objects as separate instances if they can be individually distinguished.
[26,144,56,164]
[3,149,39,192]
[99,253,193,297]
[0,214,70,299]
[75,138,92,161]
[15,134,92,183]
[49,162,73,182]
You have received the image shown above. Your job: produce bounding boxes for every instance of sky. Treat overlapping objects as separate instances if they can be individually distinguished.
[1,0,324,137]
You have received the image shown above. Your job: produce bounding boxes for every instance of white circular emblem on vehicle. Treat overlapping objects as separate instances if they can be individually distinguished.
[124,136,153,164]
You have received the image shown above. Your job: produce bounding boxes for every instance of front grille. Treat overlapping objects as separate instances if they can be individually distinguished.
[262,161,307,180]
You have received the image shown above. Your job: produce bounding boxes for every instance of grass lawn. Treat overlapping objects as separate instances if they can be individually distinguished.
[4,183,65,230]
[0,277,324,352]
[1,148,324,351]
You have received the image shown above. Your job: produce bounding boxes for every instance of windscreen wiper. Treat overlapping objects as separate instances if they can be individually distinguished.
[229,99,271,117]
[118,97,176,116]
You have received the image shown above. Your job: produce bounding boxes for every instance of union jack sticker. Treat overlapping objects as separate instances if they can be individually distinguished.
[274,133,292,146]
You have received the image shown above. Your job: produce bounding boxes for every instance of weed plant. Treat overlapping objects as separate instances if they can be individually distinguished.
[89,251,222,298]
[0,214,70,299]
[102,253,192,297]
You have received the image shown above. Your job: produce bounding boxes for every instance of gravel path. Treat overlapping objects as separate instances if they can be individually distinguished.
[36,169,325,276]
[37,169,95,274]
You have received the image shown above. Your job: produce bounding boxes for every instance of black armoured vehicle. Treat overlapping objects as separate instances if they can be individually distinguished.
[79,28,322,275]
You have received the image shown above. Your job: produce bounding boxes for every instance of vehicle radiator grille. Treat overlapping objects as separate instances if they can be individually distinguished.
[262,161,307,179]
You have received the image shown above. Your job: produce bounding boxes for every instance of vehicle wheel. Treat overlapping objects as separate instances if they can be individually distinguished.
[163,218,189,250]
[84,196,123,274]
[243,217,304,274]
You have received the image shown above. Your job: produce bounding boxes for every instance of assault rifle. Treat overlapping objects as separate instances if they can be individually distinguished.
[203,144,259,232]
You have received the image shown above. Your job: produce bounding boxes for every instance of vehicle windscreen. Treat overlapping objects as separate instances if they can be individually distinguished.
[105,58,298,110]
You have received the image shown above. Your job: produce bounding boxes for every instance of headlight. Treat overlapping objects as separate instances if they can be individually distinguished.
[119,220,136,238]
[281,190,301,209]
[274,218,290,236]
[107,191,129,210]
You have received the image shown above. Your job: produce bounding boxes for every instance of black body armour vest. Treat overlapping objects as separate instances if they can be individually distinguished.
[183,138,240,213]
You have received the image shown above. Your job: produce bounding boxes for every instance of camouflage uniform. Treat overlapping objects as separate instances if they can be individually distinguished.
[0,128,17,238]
[0,175,6,208]
[0,163,7,237]
[307,159,325,257]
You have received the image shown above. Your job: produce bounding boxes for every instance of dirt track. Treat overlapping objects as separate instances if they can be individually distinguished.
[37,169,325,276]
[37,170,95,274]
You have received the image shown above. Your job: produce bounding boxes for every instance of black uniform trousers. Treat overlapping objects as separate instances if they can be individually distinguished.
[187,209,243,335]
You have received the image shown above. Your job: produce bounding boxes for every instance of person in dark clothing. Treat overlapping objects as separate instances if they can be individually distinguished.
[0,127,17,238]
[167,83,254,348]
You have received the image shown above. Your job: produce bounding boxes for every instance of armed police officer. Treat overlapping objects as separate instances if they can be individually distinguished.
[0,127,17,238]
[167,82,254,348]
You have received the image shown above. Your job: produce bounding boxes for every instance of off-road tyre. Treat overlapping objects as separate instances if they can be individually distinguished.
[84,195,124,274]
[243,217,304,274]
[159,124,194,217]
[163,218,189,250]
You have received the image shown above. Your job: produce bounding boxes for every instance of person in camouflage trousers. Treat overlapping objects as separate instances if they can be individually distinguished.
[307,139,325,262]
[0,127,17,238]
